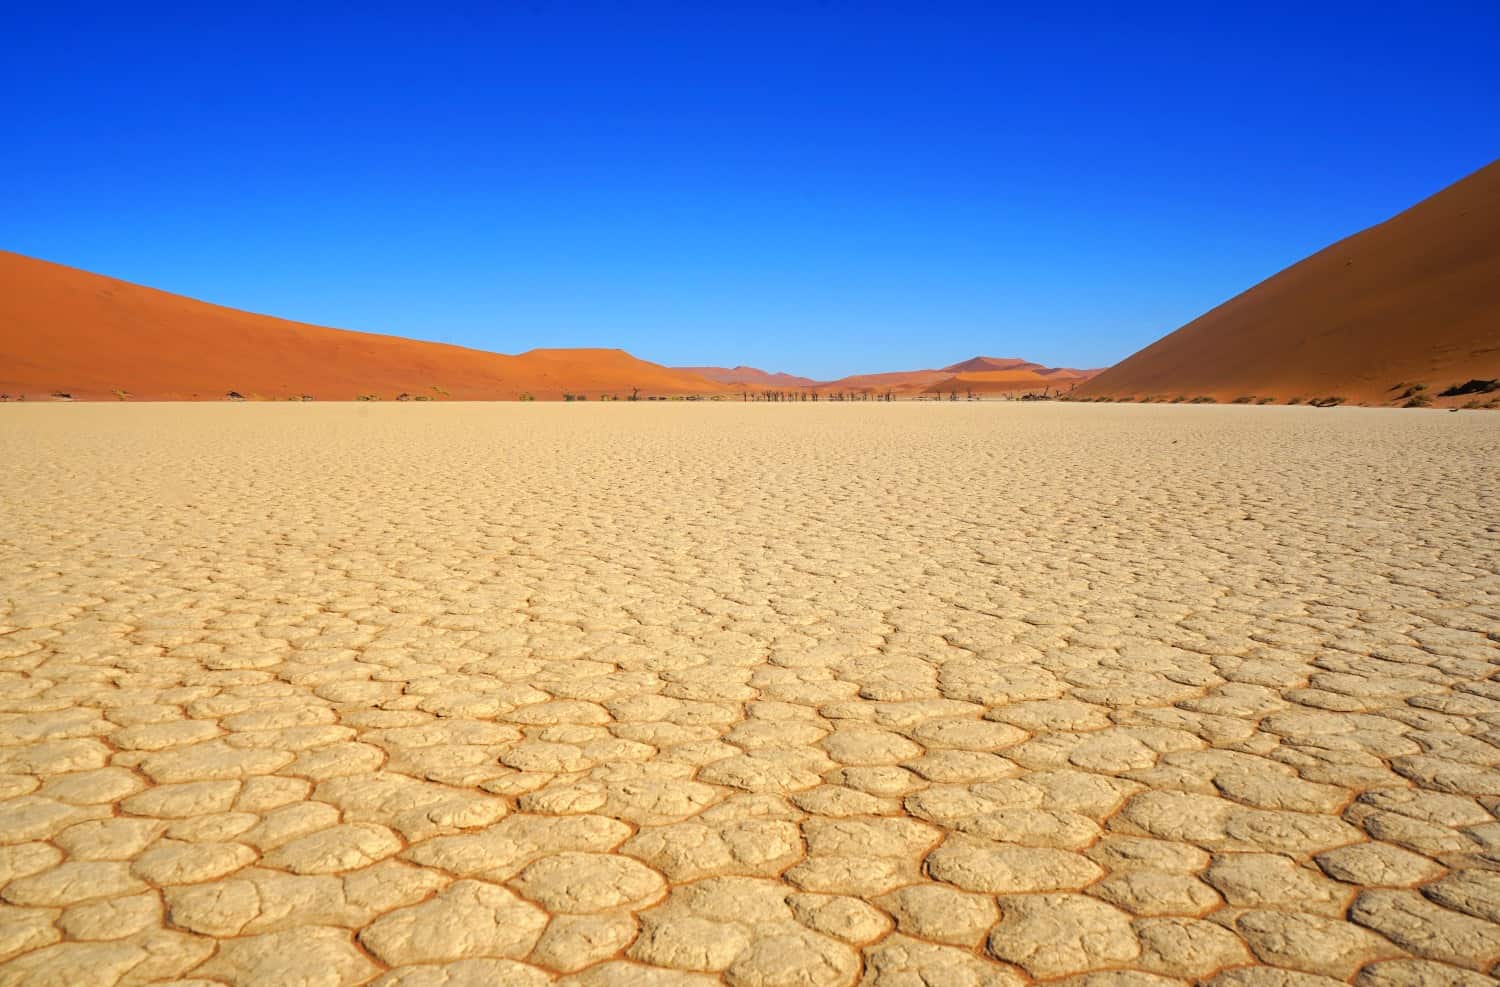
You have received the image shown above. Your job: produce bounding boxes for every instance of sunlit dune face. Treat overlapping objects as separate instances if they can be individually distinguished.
[1076,160,1500,405]
[0,252,734,402]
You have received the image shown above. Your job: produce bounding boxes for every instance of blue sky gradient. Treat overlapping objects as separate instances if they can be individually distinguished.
[4,2,1497,378]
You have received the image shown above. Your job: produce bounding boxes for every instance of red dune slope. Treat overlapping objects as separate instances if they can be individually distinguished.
[675,366,821,388]
[922,365,1100,396]
[811,369,952,397]
[812,357,1103,398]
[942,356,1043,373]
[1075,159,1500,404]
[0,251,730,401]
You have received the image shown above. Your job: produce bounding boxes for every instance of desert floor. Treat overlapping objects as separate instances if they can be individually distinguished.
[1,402,1498,987]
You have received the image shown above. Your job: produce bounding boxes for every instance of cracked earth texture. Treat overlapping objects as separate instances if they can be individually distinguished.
[1,402,1498,987]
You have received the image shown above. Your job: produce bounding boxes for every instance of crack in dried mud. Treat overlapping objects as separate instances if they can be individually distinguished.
[0,402,1497,986]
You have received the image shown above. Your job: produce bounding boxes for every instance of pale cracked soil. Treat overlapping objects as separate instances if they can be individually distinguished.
[0,402,1497,987]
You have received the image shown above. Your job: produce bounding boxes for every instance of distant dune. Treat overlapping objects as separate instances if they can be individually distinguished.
[801,358,1100,398]
[1075,159,1500,405]
[672,356,1100,399]
[811,369,951,396]
[674,358,1099,395]
[941,356,1042,374]
[0,252,731,401]
[675,366,821,388]
[923,359,1101,397]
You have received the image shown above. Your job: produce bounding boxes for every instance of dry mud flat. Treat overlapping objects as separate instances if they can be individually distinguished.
[0,402,1498,987]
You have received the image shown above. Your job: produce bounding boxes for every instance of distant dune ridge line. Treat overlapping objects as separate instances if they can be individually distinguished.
[921,357,1102,397]
[675,366,821,389]
[674,357,1103,397]
[0,250,1092,401]
[0,251,737,402]
[1075,158,1500,405]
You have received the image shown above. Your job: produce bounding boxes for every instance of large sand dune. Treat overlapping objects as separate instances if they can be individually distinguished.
[2,402,1497,983]
[1075,159,1500,404]
[0,251,731,401]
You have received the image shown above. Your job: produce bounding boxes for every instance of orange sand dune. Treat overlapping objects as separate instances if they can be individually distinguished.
[811,369,952,396]
[675,365,821,388]
[812,358,1100,397]
[923,365,1100,396]
[941,356,1042,374]
[1076,159,1500,405]
[0,252,731,401]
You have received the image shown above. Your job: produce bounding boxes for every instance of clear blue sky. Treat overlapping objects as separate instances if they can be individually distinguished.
[4,3,1497,379]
